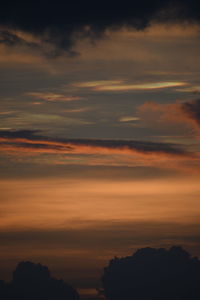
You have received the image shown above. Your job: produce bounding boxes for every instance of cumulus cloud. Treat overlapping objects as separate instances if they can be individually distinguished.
[102,246,200,300]
[0,261,79,300]
[1,0,200,56]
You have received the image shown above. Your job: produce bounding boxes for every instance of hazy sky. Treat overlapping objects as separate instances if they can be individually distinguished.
[1,1,200,298]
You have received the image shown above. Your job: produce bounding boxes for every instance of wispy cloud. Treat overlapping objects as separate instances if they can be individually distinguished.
[0,130,196,170]
[176,86,200,94]
[0,111,16,115]
[119,116,140,122]
[27,92,83,102]
[73,80,124,88]
[73,80,187,92]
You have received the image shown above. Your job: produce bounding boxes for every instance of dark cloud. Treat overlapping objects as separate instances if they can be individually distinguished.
[181,99,200,126]
[0,222,199,292]
[0,129,39,139]
[102,246,200,300]
[0,129,191,157]
[0,261,79,300]
[1,0,200,56]
[0,30,38,48]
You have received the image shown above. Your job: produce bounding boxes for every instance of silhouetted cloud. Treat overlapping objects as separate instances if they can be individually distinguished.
[102,246,200,300]
[0,261,79,300]
[1,0,200,56]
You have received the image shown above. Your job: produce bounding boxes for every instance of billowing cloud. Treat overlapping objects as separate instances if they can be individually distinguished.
[1,0,200,56]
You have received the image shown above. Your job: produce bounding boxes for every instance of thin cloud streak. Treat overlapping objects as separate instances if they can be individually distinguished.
[73,80,187,92]
[27,92,83,102]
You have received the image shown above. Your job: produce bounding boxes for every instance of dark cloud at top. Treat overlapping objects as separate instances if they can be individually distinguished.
[1,0,200,56]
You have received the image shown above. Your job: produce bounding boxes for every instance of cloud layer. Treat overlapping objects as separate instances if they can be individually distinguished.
[0,129,192,158]
[1,0,200,56]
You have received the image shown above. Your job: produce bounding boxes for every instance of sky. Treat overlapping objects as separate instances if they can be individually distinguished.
[0,0,200,298]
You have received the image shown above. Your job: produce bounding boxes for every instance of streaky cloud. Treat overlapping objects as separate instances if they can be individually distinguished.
[0,129,194,158]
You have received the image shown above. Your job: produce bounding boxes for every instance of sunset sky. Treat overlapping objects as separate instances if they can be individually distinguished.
[0,1,200,298]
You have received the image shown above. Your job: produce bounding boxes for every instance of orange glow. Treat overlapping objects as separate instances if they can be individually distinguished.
[0,177,200,231]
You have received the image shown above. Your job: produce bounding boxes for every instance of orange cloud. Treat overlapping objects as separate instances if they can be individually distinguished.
[137,99,200,137]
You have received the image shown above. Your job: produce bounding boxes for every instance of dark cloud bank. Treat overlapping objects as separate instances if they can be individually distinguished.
[102,246,200,300]
[0,0,200,56]
[1,246,200,300]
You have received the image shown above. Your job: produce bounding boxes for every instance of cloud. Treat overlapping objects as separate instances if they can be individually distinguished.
[1,0,200,56]
[0,30,39,49]
[137,98,200,137]
[176,86,200,94]
[73,80,124,88]
[0,129,192,159]
[27,92,83,102]
[0,222,200,290]
[0,129,199,171]
[102,246,200,300]
[181,99,200,126]
[119,116,140,123]
[0,261,79,300]
[73,80,186,92]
